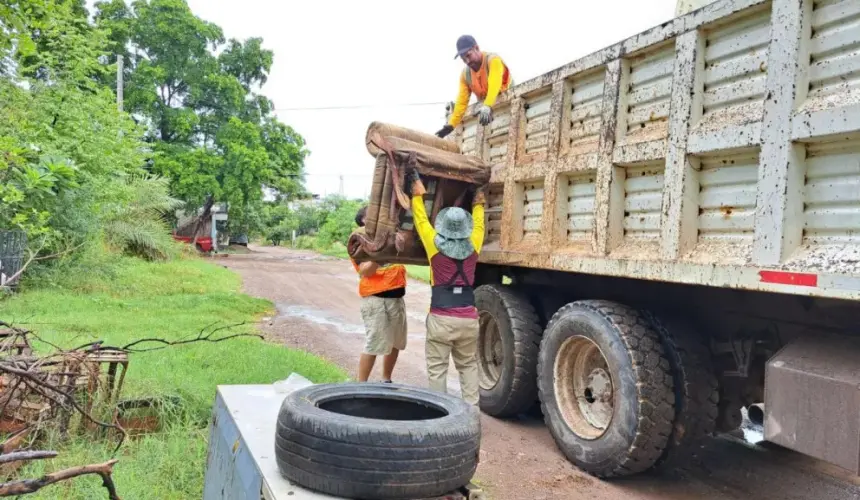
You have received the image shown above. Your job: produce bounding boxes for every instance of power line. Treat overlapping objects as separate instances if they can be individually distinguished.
[273,101,447,112]
[281,173,373,177]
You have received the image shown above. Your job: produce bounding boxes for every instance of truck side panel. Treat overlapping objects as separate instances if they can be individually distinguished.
[455,0,860,302]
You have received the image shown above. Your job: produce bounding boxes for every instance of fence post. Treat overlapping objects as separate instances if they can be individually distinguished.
[0,230,28,289]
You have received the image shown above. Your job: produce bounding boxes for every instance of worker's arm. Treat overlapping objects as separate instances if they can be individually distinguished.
[483,56,505,108]
[410,180,438,260]
[358,261,379,278]
[470,188,486,254]
[447,73,472,128]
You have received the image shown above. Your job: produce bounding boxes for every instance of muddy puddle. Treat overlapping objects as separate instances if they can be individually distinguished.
[275,303,428,342]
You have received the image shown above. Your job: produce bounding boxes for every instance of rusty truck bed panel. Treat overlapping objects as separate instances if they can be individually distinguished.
[450,0,860,301]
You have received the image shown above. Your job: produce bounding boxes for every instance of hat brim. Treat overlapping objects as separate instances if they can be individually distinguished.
[434,235,474,260]
[454,46,476,59]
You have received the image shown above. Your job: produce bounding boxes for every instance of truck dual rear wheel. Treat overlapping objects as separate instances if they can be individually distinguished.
[474,284,542,418]
[646,312,719,469]
[537,300,675,477]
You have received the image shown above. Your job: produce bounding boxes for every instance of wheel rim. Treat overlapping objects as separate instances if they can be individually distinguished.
[554,335,614,440]
[478,311,503,390]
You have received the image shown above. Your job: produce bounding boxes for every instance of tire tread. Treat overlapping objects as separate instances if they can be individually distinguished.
[538,300,675,478]
[275,384,480,499]
[645,312,719,469]
[475,284,542,417]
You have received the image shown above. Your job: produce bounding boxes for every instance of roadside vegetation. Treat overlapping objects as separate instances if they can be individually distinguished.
[0,0,346,497]
[3,256,347,499]
[256,195,432,282]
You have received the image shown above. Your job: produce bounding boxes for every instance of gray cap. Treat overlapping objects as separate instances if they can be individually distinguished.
[454,35,477,59]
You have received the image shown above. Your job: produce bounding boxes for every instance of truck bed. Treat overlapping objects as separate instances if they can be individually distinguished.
[453,0,860,301]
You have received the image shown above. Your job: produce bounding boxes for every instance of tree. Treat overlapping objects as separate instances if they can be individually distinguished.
[93,0,309,237]
[316,195,364,248]
[0,0,44,76]
[15,0,107,88]
[0,0,181,262]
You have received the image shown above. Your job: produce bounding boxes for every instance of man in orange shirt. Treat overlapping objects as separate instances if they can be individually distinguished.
[436,35,513,138]
[351,206,408,383]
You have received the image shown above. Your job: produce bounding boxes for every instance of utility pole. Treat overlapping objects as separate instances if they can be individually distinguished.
[116,55,123,112]
[339,175,344,196]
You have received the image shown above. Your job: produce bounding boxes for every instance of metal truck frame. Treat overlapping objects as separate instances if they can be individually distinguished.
[452,0,860,477]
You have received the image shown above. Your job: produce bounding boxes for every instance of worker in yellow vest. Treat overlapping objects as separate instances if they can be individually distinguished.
[436,35,512,138]
[351,206,409,383]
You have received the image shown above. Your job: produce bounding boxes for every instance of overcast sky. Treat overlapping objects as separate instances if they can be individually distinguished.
[125,0,680,198]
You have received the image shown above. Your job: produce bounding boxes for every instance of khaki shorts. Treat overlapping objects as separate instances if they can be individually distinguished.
[359,296,407,355]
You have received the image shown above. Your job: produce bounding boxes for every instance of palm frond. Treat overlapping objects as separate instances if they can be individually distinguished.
[101,173,182,260]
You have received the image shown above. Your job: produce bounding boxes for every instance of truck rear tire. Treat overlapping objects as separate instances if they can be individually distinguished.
[645,312,719,469]
[474,284,542,418]
[275,383,480,499]
[537,300,675,477]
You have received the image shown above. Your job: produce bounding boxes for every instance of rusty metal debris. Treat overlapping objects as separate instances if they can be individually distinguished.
[0,323,127,498]
[0,319,262,498]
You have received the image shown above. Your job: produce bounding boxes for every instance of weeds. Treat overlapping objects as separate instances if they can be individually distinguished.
[0,255,346,498]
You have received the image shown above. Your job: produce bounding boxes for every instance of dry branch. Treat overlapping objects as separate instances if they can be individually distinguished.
[0,451,57,464]
[1,241,85,292]
[119,321,262,352]
[0,459,120,498]
[0,319,266,497]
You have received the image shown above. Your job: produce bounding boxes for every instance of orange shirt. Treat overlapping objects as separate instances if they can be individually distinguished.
[448,52,512,127]
[351,260,407,298]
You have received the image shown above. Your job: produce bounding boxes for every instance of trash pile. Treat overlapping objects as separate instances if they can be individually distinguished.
[0,320,260,498]
[0,323,126,497]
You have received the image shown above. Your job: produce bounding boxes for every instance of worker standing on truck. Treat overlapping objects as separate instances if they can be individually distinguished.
[436,35,512,138]
[351,206,409,383]
[408,172,486,405]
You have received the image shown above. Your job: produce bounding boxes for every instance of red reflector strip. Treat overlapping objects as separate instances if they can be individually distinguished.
[759,270,818,287]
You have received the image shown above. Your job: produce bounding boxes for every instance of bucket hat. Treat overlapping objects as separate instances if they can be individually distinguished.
[433,207,475,260]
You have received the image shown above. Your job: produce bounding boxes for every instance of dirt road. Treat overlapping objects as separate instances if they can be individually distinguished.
[220,246,860,500]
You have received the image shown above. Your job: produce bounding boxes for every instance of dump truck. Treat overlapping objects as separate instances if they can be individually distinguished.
[444,0,860,479]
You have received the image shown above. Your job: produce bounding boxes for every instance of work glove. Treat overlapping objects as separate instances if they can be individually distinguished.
[409,169,426,196]
[473,186,486,206]
[409,168,421,185]
[436,124,454,138]
[477,104,493,126]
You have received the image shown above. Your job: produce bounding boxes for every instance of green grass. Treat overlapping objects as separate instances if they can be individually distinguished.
[404,265,431,283]
[1,256,347,499]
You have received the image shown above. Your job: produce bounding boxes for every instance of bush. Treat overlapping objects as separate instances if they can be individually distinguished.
[316,196,363,248]
[294,235,317,250]
[0,75,177,274]
[101,174,184,261]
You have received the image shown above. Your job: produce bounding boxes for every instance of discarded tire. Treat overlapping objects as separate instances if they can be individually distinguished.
[537,300,675,478]
[275,383,481,499]
[474,284,542,417]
